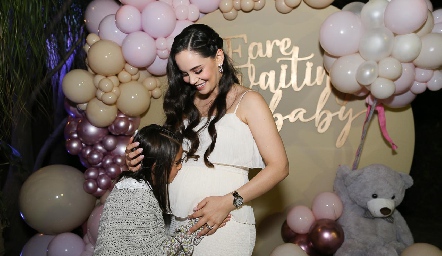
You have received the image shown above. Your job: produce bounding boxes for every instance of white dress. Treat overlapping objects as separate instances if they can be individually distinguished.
[168,91,265,256]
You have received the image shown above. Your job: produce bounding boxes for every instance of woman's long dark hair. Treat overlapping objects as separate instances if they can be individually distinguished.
[118,124,182,215]
[164,24,239,168]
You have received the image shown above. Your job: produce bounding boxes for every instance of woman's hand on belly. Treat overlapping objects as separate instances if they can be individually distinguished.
[187,194,236,237]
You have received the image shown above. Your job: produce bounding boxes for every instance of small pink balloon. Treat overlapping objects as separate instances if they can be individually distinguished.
[105,163,122,179]
[66,138,83,155]
[115,5,142,34]
[427,70,442,91]
[141,1,177,38]
[434,9,442,24]
[311,192,343,220]
[101,135,118,151]
[384,0,428,35]
[83,179,98,194]
[98,14,128,46]
[415,67,434,83]
[410,81,427,94]
[87,204,105,246]
[190,0,220,13]
[96,173,112,190]
[286,205,315,234]
[47,232,85,256]
[187,4,200,21]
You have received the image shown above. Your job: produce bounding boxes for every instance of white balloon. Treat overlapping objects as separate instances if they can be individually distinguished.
[415,11,434,37]
[360,0,388,29]
[413,33,442,69]
[359,27,394,61]
[378,57,402,80]
[270,243,308,256]
[370,77,396,99]
[342,2,365,16]
[391,33,422,63]
[356,60,378,86]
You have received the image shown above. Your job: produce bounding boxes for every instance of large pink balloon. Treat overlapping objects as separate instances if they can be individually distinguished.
[141,1,177,38]
[47,232,85,256]
[146,56,168,76]
[190,0,221,13]
[84,0,121,34]
[115,5,142,34]
[319,11,363,57]
[99,14,128,46]
[286,205,315,234]
[21,234,55,256]
[122,31,157,68]
[87,204,105,246]
[311,192,343,221]
[384,0,428,35]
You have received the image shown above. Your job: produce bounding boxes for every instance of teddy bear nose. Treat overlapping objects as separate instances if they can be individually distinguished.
[380,207,391,216]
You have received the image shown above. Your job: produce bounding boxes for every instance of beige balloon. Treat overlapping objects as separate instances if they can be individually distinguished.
[102,92,118,105]
[401,243,442,256]
[151,87,163,99]
[275,0,293,14]
[86,98,118,127]
[124,63,138,75]
[285,0,302,8]
[19,165,96,235]
[108,75,120,87]
[98,77,114,93]
[117,81,151,116]
[303,0,334,9]
[391,33,422,63]
[86,33,100,46]
[254,0,265,10]
[87,40,126,76]
[118,70,132,83]
[96,89,104,100]
[143,77,158,91]
[233,0,241,10]
[241,0,255,12]
[62,69,96,104]
[378,57,402,81]
[413,33,442,69]
[415,11,434,37]
[93,74,106,88]
[223,9,239,20]
[219,0,234,13]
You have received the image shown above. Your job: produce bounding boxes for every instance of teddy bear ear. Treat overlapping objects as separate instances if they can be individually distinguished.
[343,168,363,187]
[399,172,414,189]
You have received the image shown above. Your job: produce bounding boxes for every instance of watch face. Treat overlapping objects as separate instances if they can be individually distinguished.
[233,192,243,208]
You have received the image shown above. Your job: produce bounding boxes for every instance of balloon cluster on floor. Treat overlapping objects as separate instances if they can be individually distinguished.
[320,0,442,109]
[272,192,344,256]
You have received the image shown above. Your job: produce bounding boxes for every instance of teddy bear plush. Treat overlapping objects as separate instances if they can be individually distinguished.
[333,164,414,256]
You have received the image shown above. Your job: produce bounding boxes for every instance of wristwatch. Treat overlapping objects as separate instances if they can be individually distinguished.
[232,191,244,208]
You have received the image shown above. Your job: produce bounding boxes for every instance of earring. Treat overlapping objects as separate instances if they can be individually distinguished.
[218,64,223,73]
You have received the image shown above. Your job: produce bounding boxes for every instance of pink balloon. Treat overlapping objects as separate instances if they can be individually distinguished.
[415,67,434,83]
[289,233,320,256]
[66,138,83,155]
[116,5,142,34]
[98,14,128,46]
[175,4,189,20]
[141,1,177,38]
[122,31,156,68]
[120,0,155,11]
[319,11,363,57]
[410,81,427,94]
[84,0,121,34]
[21,234,55,256]
[427,70,442,91]
[101,135,118,151]
[311,192,343,221]
[47,232,85,256]
[330,53,365,94]
[110,135,131,156]
[394,63,415,95]
[323,52,338,73]
[308,219,344,255]
[384,0,428,35]
[187,4,200,21]
[77,118,109,146]
[381,90,417,108]
[87,204,105,246]
[286,205,315,234]
[146,56,168,76]
[84,167,100,180]
[190,0,220,13]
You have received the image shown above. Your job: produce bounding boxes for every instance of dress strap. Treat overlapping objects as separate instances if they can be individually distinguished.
[234,90,252,114]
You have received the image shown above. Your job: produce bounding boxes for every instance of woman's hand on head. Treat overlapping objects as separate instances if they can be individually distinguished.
[187,195,234,237]
[125,136,144,171]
